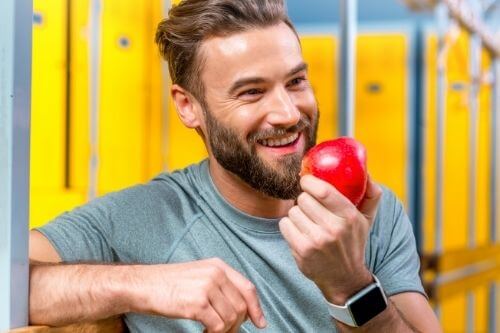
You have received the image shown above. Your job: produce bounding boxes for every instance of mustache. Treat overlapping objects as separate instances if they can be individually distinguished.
[248,116,312,143]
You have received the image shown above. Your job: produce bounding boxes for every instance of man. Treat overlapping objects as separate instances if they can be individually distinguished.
[29,0,442,332]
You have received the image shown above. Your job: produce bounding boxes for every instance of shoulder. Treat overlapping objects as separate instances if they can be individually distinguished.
[68,162,205,224]
[367,185,425,297]
[368,185,416,252]
[371,185,406,233]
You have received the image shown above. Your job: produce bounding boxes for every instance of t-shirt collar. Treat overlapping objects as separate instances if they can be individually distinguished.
[196,159,282,233]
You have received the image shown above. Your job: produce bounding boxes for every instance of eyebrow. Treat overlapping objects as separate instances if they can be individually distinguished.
[228,62,308,96]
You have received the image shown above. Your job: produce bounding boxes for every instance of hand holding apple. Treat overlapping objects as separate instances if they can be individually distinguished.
[279,137,383,305]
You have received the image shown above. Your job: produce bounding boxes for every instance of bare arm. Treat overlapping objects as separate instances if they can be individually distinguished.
[29,230,140,325]
[29,231,266,332]
[29,262,133,326]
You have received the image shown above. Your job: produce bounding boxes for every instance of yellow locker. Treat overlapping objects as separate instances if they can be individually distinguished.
[30,0,85,229]
[300,36,338,143]
[31,0,66,191]
[423,31,470,252]
[31,0,164,228]
[423,31,494,256]
[423,29,495,333]
[98,0,151,191]
[68,0,90,194]
[441,294,467,332]
[355,33,409,203]
[477,51,492,248]
[70,0,164,194]
[424,30,467,333]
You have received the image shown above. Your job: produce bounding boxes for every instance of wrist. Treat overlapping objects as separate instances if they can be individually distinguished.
[107,265,146,314]
[322,269,374,305]
[325,273,388,327]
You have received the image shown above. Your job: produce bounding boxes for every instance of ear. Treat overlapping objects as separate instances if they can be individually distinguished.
[171,84,202,129]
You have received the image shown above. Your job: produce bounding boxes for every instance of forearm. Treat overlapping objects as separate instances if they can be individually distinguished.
[334,299,419,333]
[29,262,138,326]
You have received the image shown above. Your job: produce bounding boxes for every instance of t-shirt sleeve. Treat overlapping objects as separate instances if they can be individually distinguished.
[371,189,427,299]
[35,195,116,263]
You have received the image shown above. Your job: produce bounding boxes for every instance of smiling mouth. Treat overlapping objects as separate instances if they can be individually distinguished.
[257,132,300,148]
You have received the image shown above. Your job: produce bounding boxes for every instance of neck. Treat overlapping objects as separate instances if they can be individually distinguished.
[208,157,294,219]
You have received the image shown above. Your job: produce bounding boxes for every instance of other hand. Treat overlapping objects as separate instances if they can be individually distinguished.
[131,258,267,333]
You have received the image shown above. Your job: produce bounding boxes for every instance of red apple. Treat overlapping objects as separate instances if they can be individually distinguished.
[301,137,368,206]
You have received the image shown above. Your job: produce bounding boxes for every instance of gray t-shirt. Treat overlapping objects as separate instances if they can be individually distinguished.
[37,159,426,332]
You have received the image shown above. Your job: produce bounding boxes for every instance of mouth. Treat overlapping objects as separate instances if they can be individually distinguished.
[255,132,304,157]
[257,132,300,148]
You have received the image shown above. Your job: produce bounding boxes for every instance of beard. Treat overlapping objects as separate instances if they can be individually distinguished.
[204,106,319,200]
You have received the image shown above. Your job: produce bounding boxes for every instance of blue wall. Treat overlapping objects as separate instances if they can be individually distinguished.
[286,0,500,31]
[286,0,432,24]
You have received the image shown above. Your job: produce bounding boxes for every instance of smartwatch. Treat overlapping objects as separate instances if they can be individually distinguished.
[325,274,388,327]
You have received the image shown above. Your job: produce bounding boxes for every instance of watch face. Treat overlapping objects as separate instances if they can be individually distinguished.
[349,286,387,326]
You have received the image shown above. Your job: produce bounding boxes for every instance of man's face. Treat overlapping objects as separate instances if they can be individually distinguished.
[198,23,319,199]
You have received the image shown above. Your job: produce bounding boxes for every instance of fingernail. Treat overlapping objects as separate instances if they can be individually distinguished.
[259,316,267,328]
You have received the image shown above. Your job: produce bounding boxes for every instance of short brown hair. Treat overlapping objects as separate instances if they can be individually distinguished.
[155,0,298,102]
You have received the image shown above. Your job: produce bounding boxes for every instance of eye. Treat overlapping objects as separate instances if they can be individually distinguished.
[240,88,263,96]
[287,76,307,88]
[237,88,265,102]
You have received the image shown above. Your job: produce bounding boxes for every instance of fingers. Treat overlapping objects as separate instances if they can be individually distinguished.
[300,175,354,217]
[300,174,382,227]
[357,175,383,221]
[160,259,264,332]
[212,259,267,329]
[294,192,344,230]
[227,315,248,333]
[206,286,243,333]
[218,277,249,331]
[279,217,312,257]
[197,259,266,333]
[197,302,225,333]
[287,204,325,235]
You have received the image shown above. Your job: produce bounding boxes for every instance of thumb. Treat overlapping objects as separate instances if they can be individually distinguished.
[357,175,383,222]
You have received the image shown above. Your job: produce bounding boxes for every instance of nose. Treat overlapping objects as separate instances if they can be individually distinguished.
[265,86,301,127]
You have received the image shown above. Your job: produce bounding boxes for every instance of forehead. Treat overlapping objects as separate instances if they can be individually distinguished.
[199,23,304,89]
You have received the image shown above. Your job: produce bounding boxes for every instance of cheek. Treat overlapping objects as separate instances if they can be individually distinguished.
[228,107,265,138]
[291,90,317,117]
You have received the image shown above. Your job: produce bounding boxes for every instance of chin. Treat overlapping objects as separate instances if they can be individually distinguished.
[262,155,299,170]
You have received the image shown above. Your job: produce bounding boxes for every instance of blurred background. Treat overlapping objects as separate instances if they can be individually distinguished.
[29,0,500,331]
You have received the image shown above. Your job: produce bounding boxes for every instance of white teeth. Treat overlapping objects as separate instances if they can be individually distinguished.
[259,133,299,147]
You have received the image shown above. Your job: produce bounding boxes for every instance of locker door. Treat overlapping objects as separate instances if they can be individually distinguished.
[31,0,164,228]
[423,29,494,333]
[70,0,164,194]
[31,0,66,192]
[31,0,85,228]
[300,35,338,142]
[355,33,409,204]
